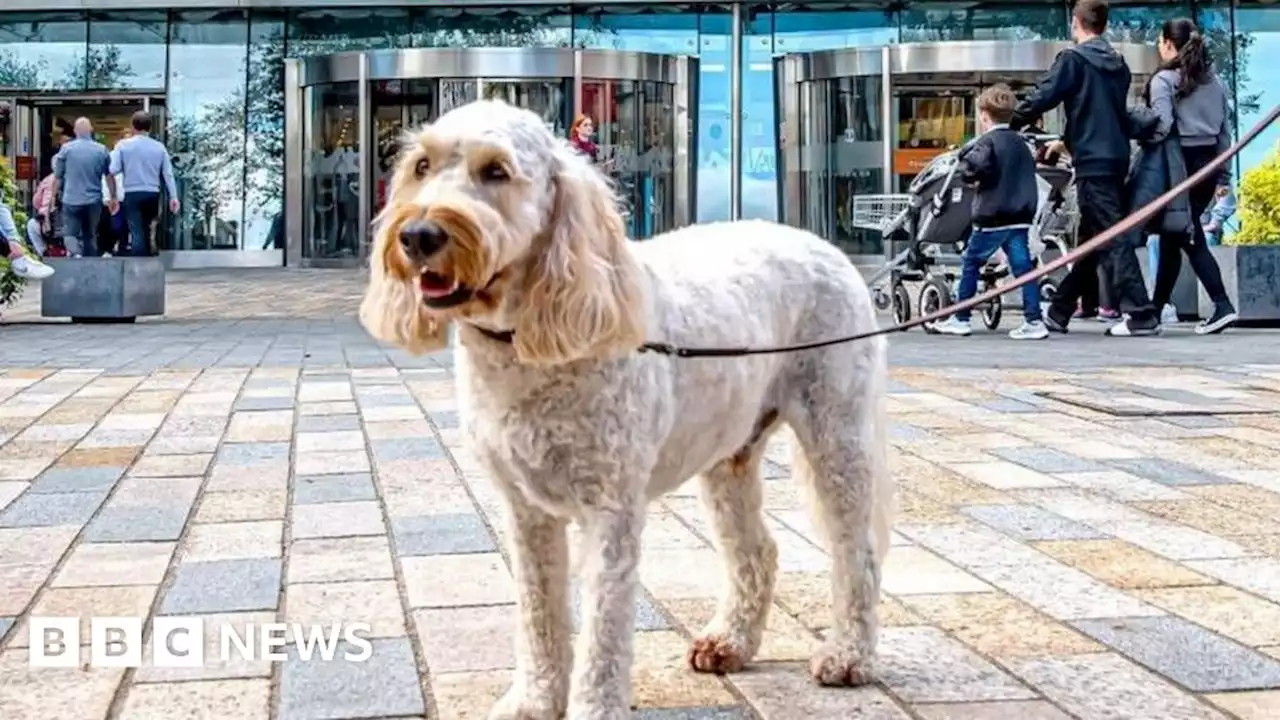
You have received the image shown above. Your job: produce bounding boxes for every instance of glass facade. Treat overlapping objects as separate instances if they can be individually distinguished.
[2,1,1278,263]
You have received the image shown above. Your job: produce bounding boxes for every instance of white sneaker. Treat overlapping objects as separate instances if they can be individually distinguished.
[930,317,972,336]
[9,255,54,280]
[1161,304,1178,325]
[1010,320,1050,340]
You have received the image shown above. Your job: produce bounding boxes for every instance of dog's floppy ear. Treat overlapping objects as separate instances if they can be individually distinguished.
[513,144,646,365]
[359,204,451,355]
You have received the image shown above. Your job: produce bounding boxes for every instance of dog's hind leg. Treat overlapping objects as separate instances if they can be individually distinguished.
[687,409,780,675]
[787,345,893,686]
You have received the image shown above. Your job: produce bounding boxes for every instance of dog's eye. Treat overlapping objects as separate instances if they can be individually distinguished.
[480,162,510,183]
[414,158,430,178]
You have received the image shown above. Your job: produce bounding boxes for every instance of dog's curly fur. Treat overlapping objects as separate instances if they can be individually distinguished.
[360,99,895,719]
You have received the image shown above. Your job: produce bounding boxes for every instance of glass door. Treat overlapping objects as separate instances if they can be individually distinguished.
[479,80,572,138]
[371,79,437,218]
[638,80,676,238]
[302,82,361,260]
[582,79,642,237]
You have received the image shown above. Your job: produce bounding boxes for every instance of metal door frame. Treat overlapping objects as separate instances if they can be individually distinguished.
[284,48,699,269]
[774,40,1160,263]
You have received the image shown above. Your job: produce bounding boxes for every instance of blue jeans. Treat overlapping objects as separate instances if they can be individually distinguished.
[123,191,161,257]
[61,203,101,257]
[956,227,1040,323]
[1146,235,1159,290]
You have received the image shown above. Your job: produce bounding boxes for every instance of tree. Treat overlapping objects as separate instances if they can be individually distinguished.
[60,45,133,91]
[0,51,41,89]
[1231,141,1280,246]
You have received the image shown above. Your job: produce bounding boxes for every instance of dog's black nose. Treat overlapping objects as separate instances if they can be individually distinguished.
[399,219,448,259]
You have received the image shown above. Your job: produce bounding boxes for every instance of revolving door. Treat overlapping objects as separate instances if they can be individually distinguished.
[774,40,1159,262]
[284,48,699,267]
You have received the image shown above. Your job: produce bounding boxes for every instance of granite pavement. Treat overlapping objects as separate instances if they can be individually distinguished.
[0,269,1278,719]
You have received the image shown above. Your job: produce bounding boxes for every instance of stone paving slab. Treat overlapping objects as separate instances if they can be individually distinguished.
[2,283,1280,718]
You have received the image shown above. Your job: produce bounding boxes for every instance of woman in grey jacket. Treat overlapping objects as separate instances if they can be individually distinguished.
[1147,17,1238,335]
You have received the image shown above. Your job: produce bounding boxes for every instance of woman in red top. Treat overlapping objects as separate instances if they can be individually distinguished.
[568,114,600,163]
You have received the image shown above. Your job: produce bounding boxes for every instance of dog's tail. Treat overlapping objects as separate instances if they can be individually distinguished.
[790,338,895,567]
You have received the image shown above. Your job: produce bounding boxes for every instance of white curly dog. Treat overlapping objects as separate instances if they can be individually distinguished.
[360,99,894,719]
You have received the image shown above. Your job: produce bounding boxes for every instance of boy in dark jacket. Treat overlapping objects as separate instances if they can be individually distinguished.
[1009,0,1161,337]
[930,84,1048,340]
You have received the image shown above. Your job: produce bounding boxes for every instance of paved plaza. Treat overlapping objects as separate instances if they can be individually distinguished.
[1,270,1280,719]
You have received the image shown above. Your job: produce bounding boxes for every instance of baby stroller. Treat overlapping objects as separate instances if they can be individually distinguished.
[857,133,1078,331]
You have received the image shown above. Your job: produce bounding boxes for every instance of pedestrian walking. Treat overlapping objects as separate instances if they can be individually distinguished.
[1010,0,1162,337]
[1143,17,1239,335]
[110,111,179,257]
[929,84,1048,340]
[50,118,117,257]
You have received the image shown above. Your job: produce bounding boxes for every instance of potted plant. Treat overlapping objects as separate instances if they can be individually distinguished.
[0,159,28,314]
[1206,142,1280,324]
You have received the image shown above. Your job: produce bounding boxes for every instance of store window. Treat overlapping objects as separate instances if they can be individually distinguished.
[1104,1,1193,43]
[899,2,1067,42]
[748,4,897,226]
[166,10,249,252]
[244,11,287,253]
[287,8,413,58]
[86,11,167,91]
[0,12,87,91]
[1234,3,1280,182]
[414,7,572,48]
[697,8,733,223]
[741,7,776,221]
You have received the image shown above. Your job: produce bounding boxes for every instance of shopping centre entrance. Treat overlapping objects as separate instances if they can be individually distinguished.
[773,40,1160,262]
[284,48,699,268]
[1,94,163,210]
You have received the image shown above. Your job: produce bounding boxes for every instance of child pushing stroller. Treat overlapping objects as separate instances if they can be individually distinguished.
[928,84,1049,340]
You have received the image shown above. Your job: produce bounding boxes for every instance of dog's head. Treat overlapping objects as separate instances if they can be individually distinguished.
[360,100,646,365]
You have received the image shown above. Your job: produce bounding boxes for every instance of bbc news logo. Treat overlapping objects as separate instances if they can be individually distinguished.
[28,618,373,668]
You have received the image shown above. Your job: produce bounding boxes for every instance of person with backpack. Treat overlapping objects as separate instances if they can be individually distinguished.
[1010,0,1162,337]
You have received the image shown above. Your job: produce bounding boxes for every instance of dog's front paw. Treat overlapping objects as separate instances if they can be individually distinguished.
[808,643,875,687]
[488,688,564,720]
[687,634,749,675]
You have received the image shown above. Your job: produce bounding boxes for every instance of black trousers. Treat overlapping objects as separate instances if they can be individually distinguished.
[1152,145,1230,308]
[1078,263,1114,314]
[1051,174,1155,321]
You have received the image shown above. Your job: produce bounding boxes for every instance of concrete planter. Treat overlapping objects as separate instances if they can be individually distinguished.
[41,257,166,323]
[1204,245,1280,325]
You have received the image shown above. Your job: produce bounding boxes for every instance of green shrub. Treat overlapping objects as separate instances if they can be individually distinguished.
[0,160,29,309]
[1229,141,1280,246]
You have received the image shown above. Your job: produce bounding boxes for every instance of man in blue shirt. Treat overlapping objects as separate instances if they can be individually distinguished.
[110,111,180,257]
[51,117,117,257]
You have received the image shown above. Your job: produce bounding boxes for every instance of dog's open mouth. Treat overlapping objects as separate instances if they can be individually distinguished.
[419,270,473,309]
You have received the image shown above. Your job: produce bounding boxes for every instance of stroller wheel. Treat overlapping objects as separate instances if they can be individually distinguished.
[1039,279,1058,302]
[891,282,912,325]
[873,287,892,311]
[918,276,953,325]
[981,281,1003,330]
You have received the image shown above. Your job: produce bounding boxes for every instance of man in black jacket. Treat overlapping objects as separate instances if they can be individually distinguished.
[1010,0,1160,336]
